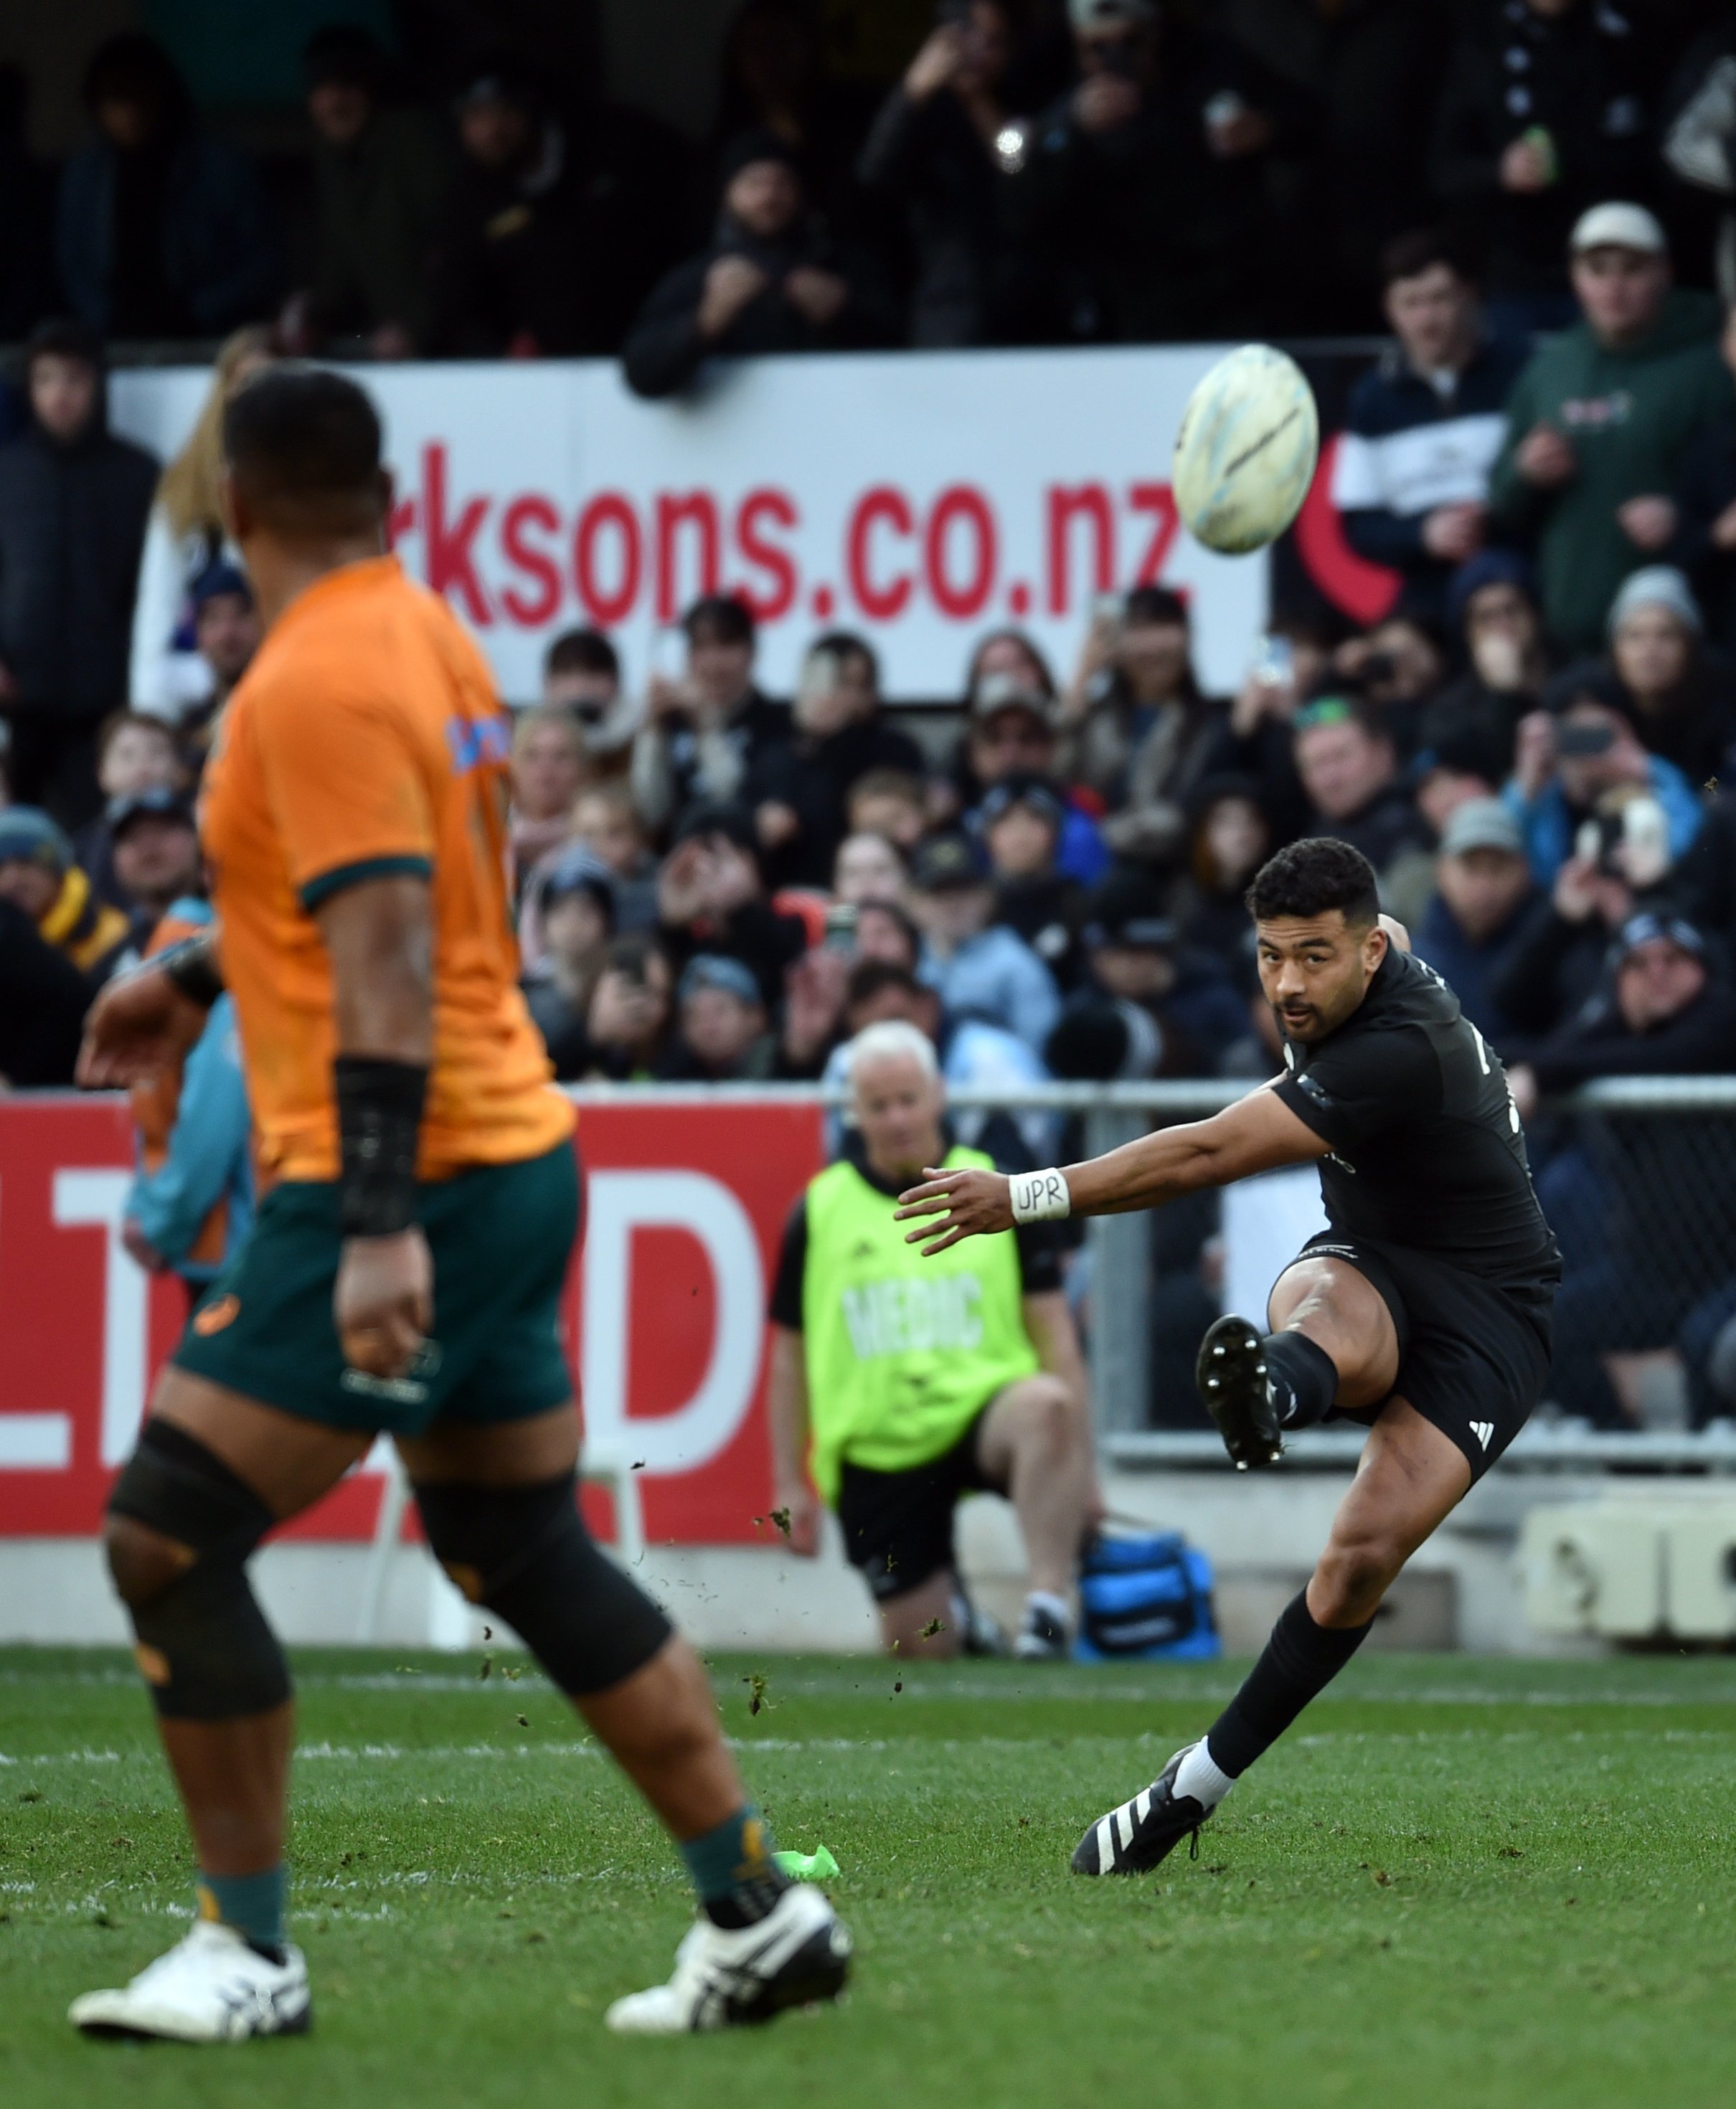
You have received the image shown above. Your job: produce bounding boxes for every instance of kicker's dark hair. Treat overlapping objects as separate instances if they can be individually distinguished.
[222,366,384,530]
[1245,839,1379,930]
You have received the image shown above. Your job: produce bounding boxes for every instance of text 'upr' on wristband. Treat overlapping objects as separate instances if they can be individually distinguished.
[1009,1169,1071,1225]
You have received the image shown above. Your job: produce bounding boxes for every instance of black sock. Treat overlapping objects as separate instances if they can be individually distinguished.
[1204,1590,1374,1778]
[1263,1331,1339,1430]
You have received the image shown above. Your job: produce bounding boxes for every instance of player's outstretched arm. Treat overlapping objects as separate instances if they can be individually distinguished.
[75,932,224,1087]
[315,875,436,1380]
[895,1087,1329,1255]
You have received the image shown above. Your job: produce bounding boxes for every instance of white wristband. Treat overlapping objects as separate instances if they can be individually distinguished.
[1009,1168,1071,1224]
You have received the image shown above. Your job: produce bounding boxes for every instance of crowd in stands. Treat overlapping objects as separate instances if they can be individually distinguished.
[9,2,1736,1425]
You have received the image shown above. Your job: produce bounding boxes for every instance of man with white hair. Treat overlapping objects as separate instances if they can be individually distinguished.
[766,1019,1095,1660]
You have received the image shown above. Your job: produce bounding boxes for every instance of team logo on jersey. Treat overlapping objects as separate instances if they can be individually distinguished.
[192,1293,241,1336]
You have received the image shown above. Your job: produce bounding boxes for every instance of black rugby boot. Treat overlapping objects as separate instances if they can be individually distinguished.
[1070,1746,1211,1877]
[1197,1314,1284,1469]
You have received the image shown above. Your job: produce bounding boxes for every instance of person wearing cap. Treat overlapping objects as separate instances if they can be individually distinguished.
[961,675,1108,886]
[288,27,452,361]
[661,953,775,1082]
[979,772,1086,991]
[521,847,617,1080]
[1011,0,1264,343]
[1601,565,1736,785]
[1509,912,1736,1428]
[1414,796,1542,1047]
[769,1014,1094,1660]
[908,829,1060,1055]
[1505,668,1704,887]
[109,785,202,942]
[622,126,892,399]
[439,52,687,358]
[1488,202,1727,656]
[1057,869,1247,1079]
[182,561,260,759]
[0,805,130,983]
[654,797,808,1011]
[71,709,188,908]
[0,316,159,826]
[1430,0,1661,334]
[1331,231,1529,617]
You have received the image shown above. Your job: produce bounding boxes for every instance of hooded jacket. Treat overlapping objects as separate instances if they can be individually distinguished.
[1489,288,1730,653]
[0,365,158,719]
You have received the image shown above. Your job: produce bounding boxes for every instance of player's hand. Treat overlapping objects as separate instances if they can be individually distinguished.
[1516,424,1575,489]
[895,1166,1012,1255]
[76,963,209,1088]
[772,1481,822,1557]
[1618,495,1677,550]
[335,1227,433,1379]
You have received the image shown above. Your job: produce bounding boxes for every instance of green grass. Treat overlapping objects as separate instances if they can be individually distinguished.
[4,1647,1736,2108]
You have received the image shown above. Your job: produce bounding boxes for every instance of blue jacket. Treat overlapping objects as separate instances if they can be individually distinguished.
[57,132,277,336]
[1413,889,1542,1049]
[1503,754,1704,886]
[126,994,253,1284]
[920,924,1060,1052]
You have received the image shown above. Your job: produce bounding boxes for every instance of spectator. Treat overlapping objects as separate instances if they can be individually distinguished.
[765,1017,1092,1659]
[1512,914,1736,1428]
[661,953,776,1082]
[1601,565,1736,783]
[1413,796,1544,1047]
[655,798,808,1009]
[1291,697,1435,923]
[0,894,92,1087]
[582,934,676,1081]
[745,631,925,889]
[57,34,275,340]
[979,774,1085,991]
[0,62,59,342]
[846,768,931,852]
[542,627,639,783]
[1221,0,1450,330]
[1431,0,1658,334]
[1331,231,1529,615]
[123,900,251,1299]
[286,27,451,359]
[1052,869,1249,1078]
[833,830,908,907]
[129,326,277,723]
[854,900,924,971]
[858,1,1036,346]
[108,785,202,942]
[522,847,616,1080]
[631,594,792,829]
[1506,671,1704,886]
[0,320,158,826]
[1663,12,1736,298]
[622,130,892,400]
[0,806,129,983]
[708,0,878,230]
[961,677,1108,885]
[182,562,261,768]
[1418,551,1557,785]
[1331,610,1448,760]
[1171,776,1270,986]
[1667,299,1736,653]
[72,712,186,909]
[1412,730,1504,849]
[1199,607,1339,844]
[509,707,588,897]
[822,956,1054,1165]
[1487,202,1728,656]
[1489,830,1646,1044]
[1059,585,1221,867]
[1011,0,1264,342]
[570,783,659,933]
[908,830,1061,1052]
[439,55,687,357]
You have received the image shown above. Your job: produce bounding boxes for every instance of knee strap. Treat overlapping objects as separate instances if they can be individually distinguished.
[108,1420,289,1721]
[413,1473,672,1697]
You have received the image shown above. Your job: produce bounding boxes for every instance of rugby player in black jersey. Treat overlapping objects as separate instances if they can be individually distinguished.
[894,838,1560,1876]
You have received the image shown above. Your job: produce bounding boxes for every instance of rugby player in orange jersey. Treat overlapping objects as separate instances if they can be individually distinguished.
[69,367,849,2043]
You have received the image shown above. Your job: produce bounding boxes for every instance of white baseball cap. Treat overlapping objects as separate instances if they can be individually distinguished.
[1569,202,1667,258]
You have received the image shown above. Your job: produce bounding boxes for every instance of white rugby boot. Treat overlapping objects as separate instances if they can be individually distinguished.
[605,1882,850,2034]
[70,1920,311,2042]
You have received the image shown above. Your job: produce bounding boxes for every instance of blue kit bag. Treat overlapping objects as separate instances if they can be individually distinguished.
[1074,1529,1220,1661]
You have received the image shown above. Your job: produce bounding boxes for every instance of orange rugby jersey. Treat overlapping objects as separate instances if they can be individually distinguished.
[199,555,573,1183]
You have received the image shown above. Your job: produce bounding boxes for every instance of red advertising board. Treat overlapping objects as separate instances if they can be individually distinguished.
[0,1095,823,1547]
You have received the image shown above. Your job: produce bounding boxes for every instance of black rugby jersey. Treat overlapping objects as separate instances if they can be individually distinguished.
[1271,946,1560,1291]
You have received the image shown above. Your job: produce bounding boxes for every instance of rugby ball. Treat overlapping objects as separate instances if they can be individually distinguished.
[1171,344,1320,556]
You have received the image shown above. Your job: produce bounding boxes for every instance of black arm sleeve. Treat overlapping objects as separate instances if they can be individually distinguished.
[768,1195,808,1329]
[1273,1025,1442,1155]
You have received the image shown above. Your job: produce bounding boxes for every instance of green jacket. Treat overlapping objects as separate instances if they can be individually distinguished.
[1488,289,1729,653]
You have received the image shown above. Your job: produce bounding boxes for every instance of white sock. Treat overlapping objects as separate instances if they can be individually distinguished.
[1025,1589,1071,1631]
[1172,1738,1237,1810]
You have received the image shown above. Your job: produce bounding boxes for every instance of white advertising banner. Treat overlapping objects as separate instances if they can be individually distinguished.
[110,346,1270,702]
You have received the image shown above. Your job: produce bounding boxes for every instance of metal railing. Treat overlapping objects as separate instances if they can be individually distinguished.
[571,1075,1736,1476]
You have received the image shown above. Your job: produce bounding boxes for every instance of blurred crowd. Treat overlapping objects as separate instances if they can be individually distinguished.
[9,0,1736,1428]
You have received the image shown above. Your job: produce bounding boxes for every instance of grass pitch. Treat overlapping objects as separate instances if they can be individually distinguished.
[4,1646,1735,2109]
